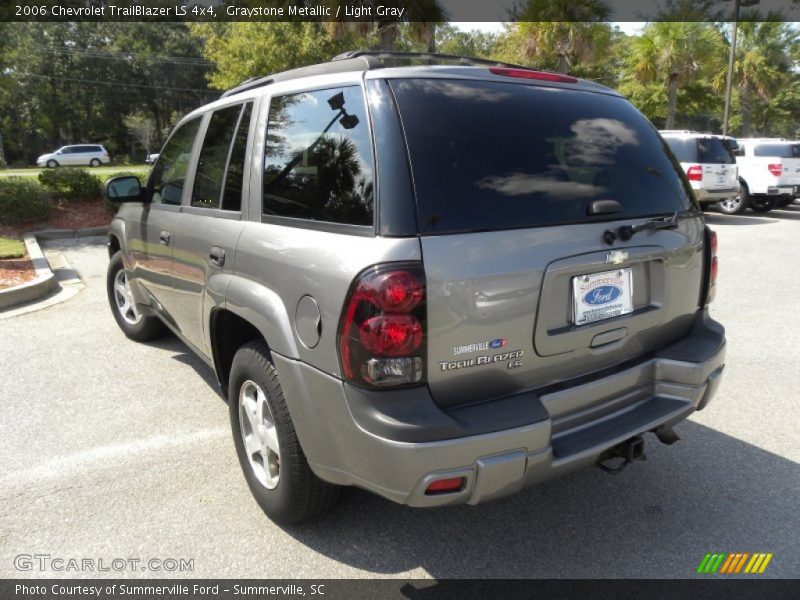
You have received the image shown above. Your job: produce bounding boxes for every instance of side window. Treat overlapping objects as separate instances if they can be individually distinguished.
[150,118,201,206]
[221,103,252,212]
[192,103,250,210]
[263,86,374,226]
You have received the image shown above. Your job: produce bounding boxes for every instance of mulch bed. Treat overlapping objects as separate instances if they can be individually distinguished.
[0,256,35,290]
[0,197,113,289]
[0,197,114,238]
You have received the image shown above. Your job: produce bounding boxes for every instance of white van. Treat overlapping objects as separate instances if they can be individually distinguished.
[36,144,110,168]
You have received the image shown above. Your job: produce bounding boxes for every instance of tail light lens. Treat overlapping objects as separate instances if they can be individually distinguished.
[768,163,783,177]
[703,227,718,305]
[686,165,703,181]
[338,263,426,388]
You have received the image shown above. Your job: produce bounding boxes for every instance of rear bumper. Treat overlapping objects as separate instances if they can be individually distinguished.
[274,310,725,508]
[766,186,795,195]
[693,187,739,203]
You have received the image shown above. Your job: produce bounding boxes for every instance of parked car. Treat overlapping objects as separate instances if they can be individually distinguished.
[659,131,740,214]
[734,138,800,212]
[145,153,160,164]
[36,144,110,168]
[103,52,725,524]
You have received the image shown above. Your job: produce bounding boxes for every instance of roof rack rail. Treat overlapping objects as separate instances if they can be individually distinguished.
[221,55,380,98]
[331,50,528,70]
[222,51,531,98]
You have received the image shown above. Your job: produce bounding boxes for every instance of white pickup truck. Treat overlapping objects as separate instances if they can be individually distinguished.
[735,138,800,213]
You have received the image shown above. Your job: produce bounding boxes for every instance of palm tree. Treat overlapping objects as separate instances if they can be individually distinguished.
[500,0,613,75]
[324,1,446,52]
[721,20,794,136]
[626,22,724,129]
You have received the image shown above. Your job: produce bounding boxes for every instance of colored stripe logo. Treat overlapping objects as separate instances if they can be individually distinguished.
[697,552,773,574]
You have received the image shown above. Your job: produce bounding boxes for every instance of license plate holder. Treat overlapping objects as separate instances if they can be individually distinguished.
[572,268,633,325]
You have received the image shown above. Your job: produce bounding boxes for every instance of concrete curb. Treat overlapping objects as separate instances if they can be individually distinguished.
[0,234,57,310]
[32,226,108,240]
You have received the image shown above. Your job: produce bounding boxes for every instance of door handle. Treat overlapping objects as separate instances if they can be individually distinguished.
[209,246,225,267]
[159,231,170,245]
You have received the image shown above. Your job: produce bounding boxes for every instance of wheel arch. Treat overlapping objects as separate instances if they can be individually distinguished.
[209,279,299,389]
[107,233,121,259]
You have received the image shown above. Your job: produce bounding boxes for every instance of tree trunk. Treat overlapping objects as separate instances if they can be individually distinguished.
[556,53,570,74]
[0,131,6,167]
[378,23,397,51]
[665,73,679,129]
[427,24,436,53]
[740,84,752,137]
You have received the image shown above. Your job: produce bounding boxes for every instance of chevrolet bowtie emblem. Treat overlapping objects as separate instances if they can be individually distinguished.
[606,250,628,265]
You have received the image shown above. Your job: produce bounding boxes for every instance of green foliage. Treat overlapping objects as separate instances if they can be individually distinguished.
[0,236,26,259]
[191,22,349,91]
[0,178,51,225]
[435,24,499,58]
[620,22,725,128]
[38,168,102,202]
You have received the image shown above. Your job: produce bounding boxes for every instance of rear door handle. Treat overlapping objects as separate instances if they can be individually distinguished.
[209,246,225,267]
[159,231,170,245]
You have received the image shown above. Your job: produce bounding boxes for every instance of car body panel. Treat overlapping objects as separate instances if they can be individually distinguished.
[105,61,725,509]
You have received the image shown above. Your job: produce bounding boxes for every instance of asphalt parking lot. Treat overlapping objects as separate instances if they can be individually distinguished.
[1,206,799,579]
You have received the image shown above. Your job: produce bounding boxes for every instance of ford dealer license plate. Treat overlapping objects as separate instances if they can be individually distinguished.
[572,268,633,325]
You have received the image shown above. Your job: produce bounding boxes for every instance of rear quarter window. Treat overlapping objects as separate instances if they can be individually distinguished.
[754,143,800,158]
[663,137,696,163]
[390,79,694,234]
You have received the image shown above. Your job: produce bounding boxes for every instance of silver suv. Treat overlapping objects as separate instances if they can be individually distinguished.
[104,52,726,524]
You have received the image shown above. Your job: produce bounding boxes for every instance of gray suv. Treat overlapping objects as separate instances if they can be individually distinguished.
[104,52,725,524]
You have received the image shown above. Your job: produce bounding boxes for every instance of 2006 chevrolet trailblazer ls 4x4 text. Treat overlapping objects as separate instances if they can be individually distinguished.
[103,51,726,524]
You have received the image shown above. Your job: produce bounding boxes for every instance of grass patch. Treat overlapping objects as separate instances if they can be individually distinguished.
[0,236,25,259]
[1,165,150,183]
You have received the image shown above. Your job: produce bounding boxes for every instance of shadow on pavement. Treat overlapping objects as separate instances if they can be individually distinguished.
[279,420,799,578]
[703,213,776,226]
[145,333,225,399]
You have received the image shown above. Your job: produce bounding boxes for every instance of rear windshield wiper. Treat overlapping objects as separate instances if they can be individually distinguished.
[603,211,694,245]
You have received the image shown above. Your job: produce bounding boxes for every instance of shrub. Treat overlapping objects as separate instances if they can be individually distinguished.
[0,178,51,225]
[38,167,102,202]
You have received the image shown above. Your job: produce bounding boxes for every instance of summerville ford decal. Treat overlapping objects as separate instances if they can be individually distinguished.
[441,338,523,372]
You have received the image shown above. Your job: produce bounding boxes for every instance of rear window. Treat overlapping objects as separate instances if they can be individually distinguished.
[754,143,800,158]
[390,79,693,234]
[697,138,735,164]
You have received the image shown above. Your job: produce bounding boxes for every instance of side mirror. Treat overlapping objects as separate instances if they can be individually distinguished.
[105,176,143,203]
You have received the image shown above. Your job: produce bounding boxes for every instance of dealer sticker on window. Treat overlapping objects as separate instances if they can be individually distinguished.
[572,268,633,325]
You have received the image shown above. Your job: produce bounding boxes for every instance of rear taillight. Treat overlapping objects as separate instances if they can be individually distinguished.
[489,67,578,84]
[768,163,783,177]
[703,227,718,305]
[686,165,703,181]
[338,264,426,388]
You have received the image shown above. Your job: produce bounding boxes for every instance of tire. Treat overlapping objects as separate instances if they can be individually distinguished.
[718,186,748,215]
[46,159,58,168]
[89,158,101,167]
[749,195,776,213]
[229,340,339,524]
[776,195,793,208]
[106,251,166,342]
